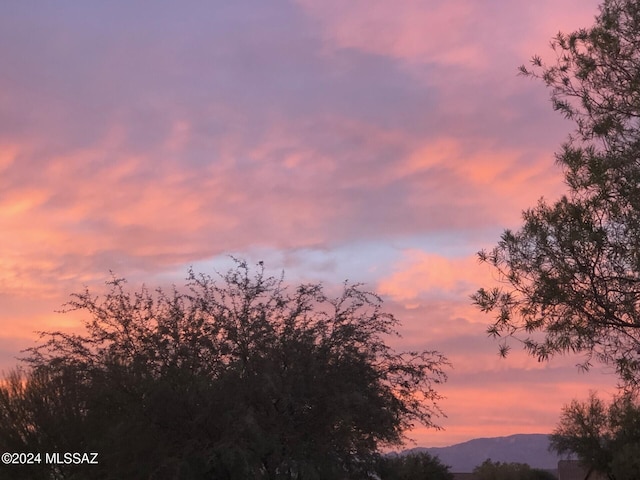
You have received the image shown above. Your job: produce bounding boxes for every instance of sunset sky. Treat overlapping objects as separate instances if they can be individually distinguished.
[0,0,619,448]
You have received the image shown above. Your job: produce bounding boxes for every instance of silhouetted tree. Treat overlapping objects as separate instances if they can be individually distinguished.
[376,451,453,480]
[0,259,449,479]
[550,392,640,480]
[473,0,640,385]
[473,459,556,480]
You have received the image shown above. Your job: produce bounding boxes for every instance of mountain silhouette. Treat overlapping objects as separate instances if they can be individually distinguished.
[406,433,566,473]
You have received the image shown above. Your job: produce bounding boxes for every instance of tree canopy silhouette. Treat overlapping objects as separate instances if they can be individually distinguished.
[473,0,640,385]
[472,459,555,480]
[550,392,640,479]
[0,259,449,479]
[376,451,453,480]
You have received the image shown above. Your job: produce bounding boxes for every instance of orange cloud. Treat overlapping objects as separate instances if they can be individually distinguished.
[378,250,491,304]
[407,369,618,447]
[397,137,567,226]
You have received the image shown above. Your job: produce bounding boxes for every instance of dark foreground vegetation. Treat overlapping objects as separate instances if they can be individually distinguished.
[473,460,555,480]
[551,392,640,480]
[0,260,449,479]
[377,452,453,480]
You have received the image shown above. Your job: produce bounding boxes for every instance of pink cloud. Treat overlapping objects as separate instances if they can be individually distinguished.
[377,250,493,305]
[297,0,601,73]
[296,0,486,68]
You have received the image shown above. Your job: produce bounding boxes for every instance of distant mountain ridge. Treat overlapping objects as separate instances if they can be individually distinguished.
[405,434,565,473]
